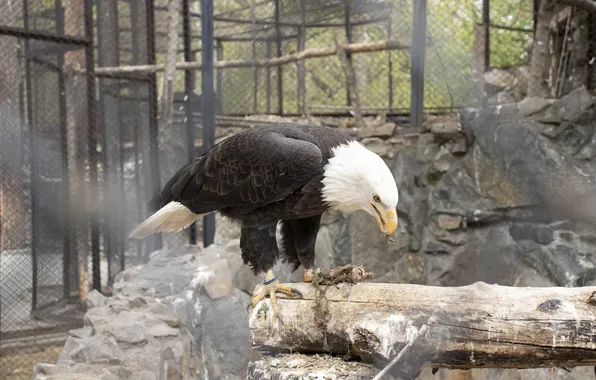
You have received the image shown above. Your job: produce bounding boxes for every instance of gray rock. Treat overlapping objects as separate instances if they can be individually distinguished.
[82,335,125,364]
[360,137,388,156]
[518,97,552,117]
[436,214,462,230]
[471,107,596,209]
[534,87,594,125]
[69,327,93,339]
[357,122,395,138]
[450,135,469,155]
[560,86,594,123]
[147,302,182,328]
[416,133,439,163]
[423,241,451,255]
[434,229,467,246]
[428,117,459,136]
[129,296,148,308]
[84,306,113,333]
[86,289,107,309]
[430,145,455,173]
[533,122,563,139]
[203,258,234,299]
[133,371,157,380]
[199,288,251,379]
[508,223,554,245]
[110,321,147,344]
[147,323,179,338]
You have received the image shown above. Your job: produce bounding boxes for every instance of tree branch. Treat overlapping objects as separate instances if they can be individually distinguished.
[93,39,411,76]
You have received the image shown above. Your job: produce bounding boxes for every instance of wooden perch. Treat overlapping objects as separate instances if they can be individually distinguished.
[249,281,596,377]
[93,39,410,76]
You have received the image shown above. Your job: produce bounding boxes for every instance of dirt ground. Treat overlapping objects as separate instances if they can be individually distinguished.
[1,344,64,380]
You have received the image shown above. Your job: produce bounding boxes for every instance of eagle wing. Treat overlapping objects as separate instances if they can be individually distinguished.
[169,130,324,213]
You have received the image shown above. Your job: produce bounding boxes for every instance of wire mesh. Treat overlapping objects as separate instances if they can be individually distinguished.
[0,1,89,379]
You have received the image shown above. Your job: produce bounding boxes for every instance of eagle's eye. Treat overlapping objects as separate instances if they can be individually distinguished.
[373,194,381,203]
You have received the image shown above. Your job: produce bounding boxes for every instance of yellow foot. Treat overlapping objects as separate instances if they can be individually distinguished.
[303,268,314,283]
[249,277,302,324]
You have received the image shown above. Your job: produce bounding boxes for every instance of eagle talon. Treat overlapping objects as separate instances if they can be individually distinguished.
[248,273,302,323]
[277,287,303,300]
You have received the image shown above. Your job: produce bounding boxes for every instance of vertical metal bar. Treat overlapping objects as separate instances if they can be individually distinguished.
[216,39,223,114]
[95,0,110,283]
[265,39,271,114]
[97,0,125,284]
[483,0,490,71]
[117,81,126,274]
[274,0,283,115]
[130,0,143,258]
[201,0,216,247]
[56,0,71,299]
[387,17,394,109]
[409,0,426,128]
[344,0,353,106]
[23,0,39,310]
[114,9,126,277]
[183,0,197,245]
[297,0,306,114]
[251,0,259,113]
[533,0,539,36]
[84,0,101,291]
[146,0,162,253]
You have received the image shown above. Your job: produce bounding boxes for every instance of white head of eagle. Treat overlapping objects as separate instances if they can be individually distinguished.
[321,140,399,236]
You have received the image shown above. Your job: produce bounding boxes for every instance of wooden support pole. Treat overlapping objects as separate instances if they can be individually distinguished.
[249,281,596,378]
[158,0,181,126]
[334,35,362,127]
[93,39,411,76]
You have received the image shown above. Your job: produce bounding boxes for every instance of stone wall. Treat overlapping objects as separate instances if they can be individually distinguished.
[34,86,596,379]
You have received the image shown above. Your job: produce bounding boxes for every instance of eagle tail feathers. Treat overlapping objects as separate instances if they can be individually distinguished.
[128,201,204,239]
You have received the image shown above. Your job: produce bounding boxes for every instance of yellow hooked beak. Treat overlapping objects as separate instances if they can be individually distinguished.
[370,203,398,236]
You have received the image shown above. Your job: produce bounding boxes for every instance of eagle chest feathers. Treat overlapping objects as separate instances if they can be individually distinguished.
[128,124,399,320]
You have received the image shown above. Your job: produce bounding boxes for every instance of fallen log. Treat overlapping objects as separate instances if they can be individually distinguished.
[248,281,596,378]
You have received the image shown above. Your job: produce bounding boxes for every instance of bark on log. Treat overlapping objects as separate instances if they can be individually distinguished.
[93,39,411,76]
[248,281,596,376]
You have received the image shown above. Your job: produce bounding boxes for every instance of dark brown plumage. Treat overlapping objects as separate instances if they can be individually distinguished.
[147,124,353,273]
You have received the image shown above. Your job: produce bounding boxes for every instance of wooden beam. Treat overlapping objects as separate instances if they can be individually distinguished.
[93,39,411,76]
[249,280,596,378]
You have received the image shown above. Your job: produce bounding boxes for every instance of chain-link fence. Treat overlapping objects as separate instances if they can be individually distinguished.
[0,1,93,378]
[3,0,596,378]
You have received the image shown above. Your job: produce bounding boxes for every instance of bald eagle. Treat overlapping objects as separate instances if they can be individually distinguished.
[129,124,399,316]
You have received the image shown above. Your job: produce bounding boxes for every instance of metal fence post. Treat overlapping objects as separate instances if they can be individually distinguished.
[410,0,427,129]
[146,0,162,254]
[183,0,198,245]
[201,0,216,247]
[84,0,101,291]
